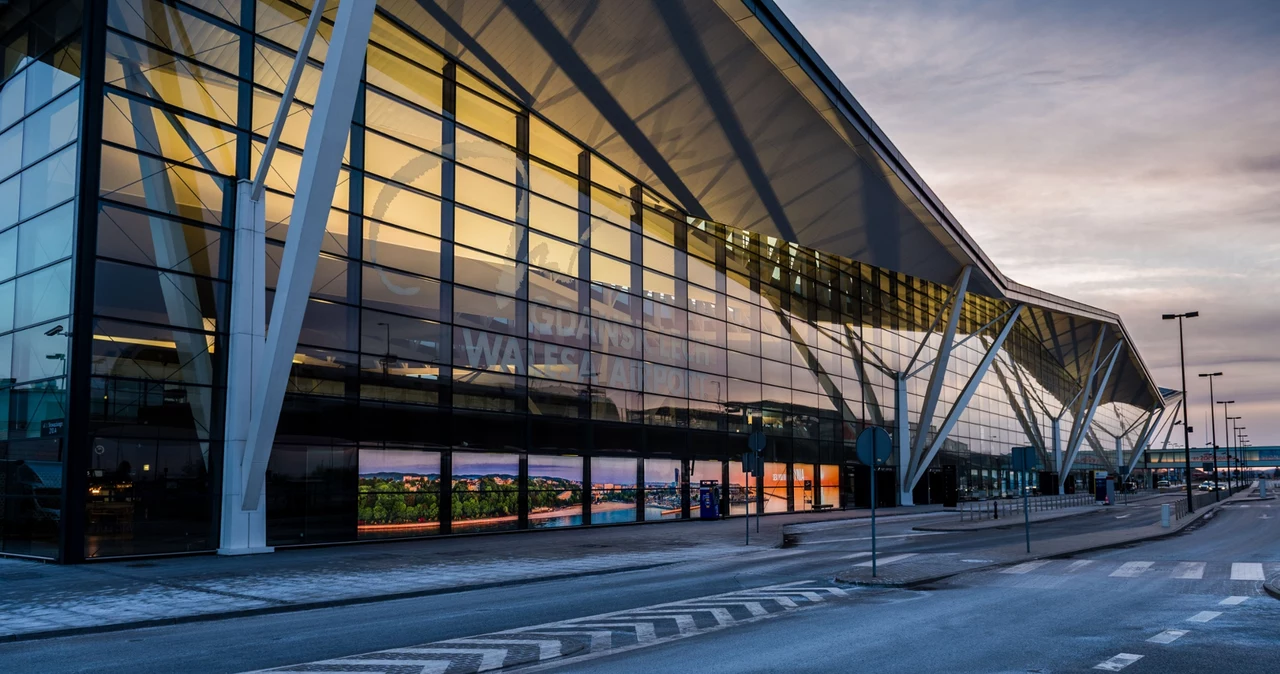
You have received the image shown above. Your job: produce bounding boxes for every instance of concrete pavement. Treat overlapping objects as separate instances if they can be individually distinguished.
[0,505,943,642]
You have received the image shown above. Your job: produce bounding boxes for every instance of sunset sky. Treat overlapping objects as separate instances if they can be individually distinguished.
[778,0,1280,447]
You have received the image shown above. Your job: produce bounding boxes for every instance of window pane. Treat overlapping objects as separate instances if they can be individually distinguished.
[357,447,441,539]
[362,266,444,321]
[12,320,70,384]
[528,232,577,276]
[94,259,223,332]
[450,451,520,532]
[20,87,77,166]
[97,204,223,277]
[455,88,516,146]
[529,455,583,529]
[364,89,444,153]
[364,177,440,236]
[365,131,442,195]
[21,145,76,220]
[17,201,74,273]
[362,221,441,279]
[15,259,71,329]
[455,166,516,222]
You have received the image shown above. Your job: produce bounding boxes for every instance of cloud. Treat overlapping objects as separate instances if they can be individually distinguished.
[778,0,1280,444]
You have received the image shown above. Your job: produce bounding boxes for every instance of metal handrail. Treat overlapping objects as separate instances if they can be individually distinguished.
[958,492,1094,522]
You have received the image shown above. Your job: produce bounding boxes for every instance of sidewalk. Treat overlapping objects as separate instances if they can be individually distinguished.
[0,505,942,643]
[831,485,1259,587]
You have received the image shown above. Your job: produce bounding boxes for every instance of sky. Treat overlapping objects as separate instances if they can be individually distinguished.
[777,0,1280,448]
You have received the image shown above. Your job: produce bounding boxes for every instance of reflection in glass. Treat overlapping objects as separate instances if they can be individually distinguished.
[357,448,441,539]
[451,451,520,533]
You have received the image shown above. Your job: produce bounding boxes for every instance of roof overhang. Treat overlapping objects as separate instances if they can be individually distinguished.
[381,0,1164,410]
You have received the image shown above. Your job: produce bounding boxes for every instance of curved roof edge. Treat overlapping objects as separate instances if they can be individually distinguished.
[739,0,1165,409]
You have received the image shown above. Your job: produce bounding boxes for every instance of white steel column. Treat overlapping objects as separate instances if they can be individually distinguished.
[909,267,971,479]
[241,0,376,511]
[909,305,1025,490]
[1126,406,1166,479]
[1062,342,1123,478]
[895,374,912,506]
[1052,417,1063,493]
[220,182,270,554]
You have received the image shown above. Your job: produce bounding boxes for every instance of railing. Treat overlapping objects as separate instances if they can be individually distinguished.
[958,493,1094,522]
[1174,482,1253,521]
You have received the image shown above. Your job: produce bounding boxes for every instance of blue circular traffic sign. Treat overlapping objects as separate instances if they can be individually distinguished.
[856,427,892,466]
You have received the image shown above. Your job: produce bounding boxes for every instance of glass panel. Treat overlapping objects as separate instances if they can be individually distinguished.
[16,201,74,273]
[364,89,444,154]
[365,131,442,195]
[20,145,76,220]
[364,177,440,236]
[357,448,441,539]
[455,87,516,146]
[101,146,226,226]
[20,87,77,167]
[91,318,218,385]
[528,193,578,241]
[12,320,70,384]
[455,166,517,222]
[0,177,18,231]
[362,221,441,279]
[0,125,20,181]
[528,455,583,528]
[453,327,525,375]
[528,116,579,173]
[15,259,71,329]
[590,457,636,524]
[109,0,240,73]
[450,451,520,532]
[365,44,444,113]
[454,245,524,298]
[94,259,224,333]
[644,458,683,520]
[97,204,223,277]
[762,462,788,513]
[361,266,444,320]
[820,464,840,508]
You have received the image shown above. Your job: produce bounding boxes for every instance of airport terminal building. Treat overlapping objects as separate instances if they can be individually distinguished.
[0,0,1173,562]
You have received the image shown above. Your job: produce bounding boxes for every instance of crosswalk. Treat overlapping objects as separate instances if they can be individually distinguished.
[994,558,1278,585]
[251,581,849,673]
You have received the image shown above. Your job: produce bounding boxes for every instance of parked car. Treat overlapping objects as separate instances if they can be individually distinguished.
[1156,480,1172,488]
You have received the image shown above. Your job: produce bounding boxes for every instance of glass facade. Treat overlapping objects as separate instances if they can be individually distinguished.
[0,0,81,559]
[0,0,1157,562]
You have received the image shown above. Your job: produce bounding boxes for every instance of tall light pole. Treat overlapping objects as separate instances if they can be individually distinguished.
[1199,372,1223,500]
[1214,399,1233,493]
[1164,312,1199,510]
[1228,418,1242,485]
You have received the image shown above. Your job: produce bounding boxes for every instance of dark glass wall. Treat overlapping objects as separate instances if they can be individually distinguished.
[0,0,82,560]
[37,0,1151,559]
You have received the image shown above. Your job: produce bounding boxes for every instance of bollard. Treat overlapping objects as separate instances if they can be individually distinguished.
[1161,503,1171,528]
[993,500,998,520]
[1261,480,1267,498]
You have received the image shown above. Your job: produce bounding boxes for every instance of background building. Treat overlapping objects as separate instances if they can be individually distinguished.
[0,0,1170,562]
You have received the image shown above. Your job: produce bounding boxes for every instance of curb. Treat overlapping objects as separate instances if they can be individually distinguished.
[1265,577,1280,601]
[0,561,678,645]
[837,492,1246,589]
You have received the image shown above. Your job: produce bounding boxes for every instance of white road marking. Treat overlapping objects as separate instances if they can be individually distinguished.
[1231,562,1265,581]
[1109,561,1154,578]
[854,553,917,567]
[801,532,952,544]
[1066,560,1095,573]
[1171,562,1205,579]
[1219,596,1248,606]
[840,552,872,560]
[1147,630,1188,644]
[1001,560,1051,575]
[1093,653,1143,671]
[1187,611,1221,623]
[1114,514,1130,519]
[961,559,993,563]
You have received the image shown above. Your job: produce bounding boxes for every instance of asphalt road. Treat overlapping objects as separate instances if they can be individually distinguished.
[2,492,1273,674]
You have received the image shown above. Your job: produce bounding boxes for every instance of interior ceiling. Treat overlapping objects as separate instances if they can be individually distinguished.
[378,0,1160,410]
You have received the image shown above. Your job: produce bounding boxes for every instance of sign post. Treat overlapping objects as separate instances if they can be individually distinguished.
[856,427,892,577]
[1011,447,1040,553]
[743,430,766,545]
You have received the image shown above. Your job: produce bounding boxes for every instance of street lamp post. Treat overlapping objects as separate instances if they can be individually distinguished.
[1228,419,1242,486]
[1199,372,1224,501]
[1215,399,1233,493]
[1164,312,1199,510]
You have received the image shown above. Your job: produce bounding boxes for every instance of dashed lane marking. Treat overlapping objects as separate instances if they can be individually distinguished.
[1219,596,1248,606]
[1171,561,1205,579]
[840,552,872,560]
[1187,611,1221,623]
[1230,562,1265,581]
[250,581,849,674]
[1065,560,1095,573]
[1109,561,1154,578]
[1093,653,1143,670]
[853,553,917,567]
[1147,629,1188,644]
[1001,560,1052,575]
